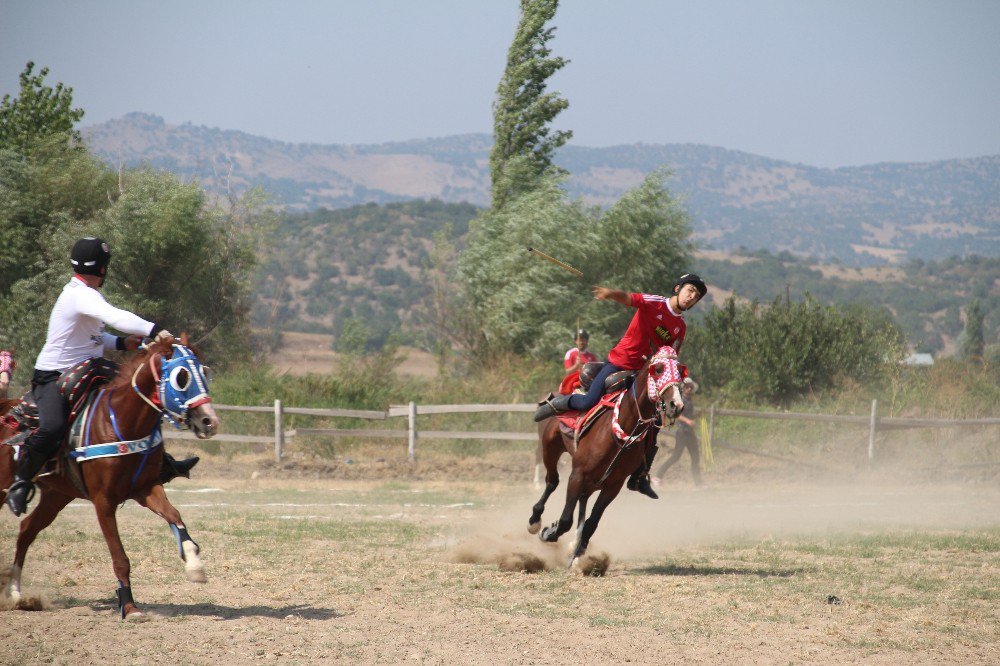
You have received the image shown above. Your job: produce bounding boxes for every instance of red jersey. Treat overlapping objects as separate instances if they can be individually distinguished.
[607,293,686,370]
[563,347,598,370]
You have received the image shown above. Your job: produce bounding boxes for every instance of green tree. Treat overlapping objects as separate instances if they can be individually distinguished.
[459,170,692,359]
[490,0,571,210]
[0,62,84,153]
[0,134,115,295]
[960,299,984,363]
[683,296,905,405]
[0,168,267,374]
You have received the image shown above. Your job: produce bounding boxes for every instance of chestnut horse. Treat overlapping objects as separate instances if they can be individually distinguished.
[0,335,219,620]
[528,347,684,569]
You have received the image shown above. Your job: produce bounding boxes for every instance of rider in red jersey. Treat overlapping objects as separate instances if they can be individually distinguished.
[533,273,708,498]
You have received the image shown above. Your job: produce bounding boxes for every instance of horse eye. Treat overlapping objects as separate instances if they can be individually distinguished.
[170,367,191,392]
[652,364,664,376]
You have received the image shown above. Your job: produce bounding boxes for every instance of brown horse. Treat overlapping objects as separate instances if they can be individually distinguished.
[528,347,684,569]
[0,335,220,620]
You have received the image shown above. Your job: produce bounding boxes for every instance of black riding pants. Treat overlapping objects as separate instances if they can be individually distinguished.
[17,369,68,479]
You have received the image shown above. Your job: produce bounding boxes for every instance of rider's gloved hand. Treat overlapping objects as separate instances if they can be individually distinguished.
[148,324,173,344]
[122,335,144,351]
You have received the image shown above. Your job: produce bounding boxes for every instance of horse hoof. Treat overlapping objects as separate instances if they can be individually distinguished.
[6,588,21,605]
[185,567,207,584]
[527,521,541,535]
[124,609,150,623]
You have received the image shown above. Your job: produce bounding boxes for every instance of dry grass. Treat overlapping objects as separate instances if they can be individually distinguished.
[0,471,997,664]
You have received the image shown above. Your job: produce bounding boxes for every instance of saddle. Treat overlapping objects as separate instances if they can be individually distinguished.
[579,362,634,394]
[4,357,119,451]
[555,390,627,453]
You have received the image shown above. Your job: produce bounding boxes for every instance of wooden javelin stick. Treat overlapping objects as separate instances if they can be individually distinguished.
[526,246,584,278]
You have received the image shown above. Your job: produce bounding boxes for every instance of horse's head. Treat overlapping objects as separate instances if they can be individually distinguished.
[146,334,220,439]
[646,347,685,425]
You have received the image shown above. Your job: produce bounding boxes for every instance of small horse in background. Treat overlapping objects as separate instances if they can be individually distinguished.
[528,347,685,569]
[0,335,219,620]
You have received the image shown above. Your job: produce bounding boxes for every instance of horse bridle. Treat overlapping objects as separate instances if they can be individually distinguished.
[130,344,212,429]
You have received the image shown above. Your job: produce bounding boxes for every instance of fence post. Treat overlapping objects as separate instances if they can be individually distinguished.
[407,401,417,463]
[708,404,716,448]
[274,399,284,463]
[867,399,878,468]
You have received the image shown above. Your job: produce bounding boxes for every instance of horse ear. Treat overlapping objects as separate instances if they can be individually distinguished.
[180,332,190,346]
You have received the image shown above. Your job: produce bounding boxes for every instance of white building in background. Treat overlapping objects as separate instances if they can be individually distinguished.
[903,353,934,366]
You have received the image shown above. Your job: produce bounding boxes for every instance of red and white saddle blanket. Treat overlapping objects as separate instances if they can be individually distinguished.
[555,391,624,442]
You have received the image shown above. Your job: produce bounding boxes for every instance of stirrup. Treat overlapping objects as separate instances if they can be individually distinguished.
[533,393,573,423]
[5,479,36,517]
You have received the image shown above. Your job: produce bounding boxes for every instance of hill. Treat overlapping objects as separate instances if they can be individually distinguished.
[83,113,1000,266]
[254,201,999,356]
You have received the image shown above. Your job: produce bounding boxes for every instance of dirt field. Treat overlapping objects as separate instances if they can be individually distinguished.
[1,453,997,665]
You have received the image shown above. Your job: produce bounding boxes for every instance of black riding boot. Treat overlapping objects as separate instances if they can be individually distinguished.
[5,440,53,517]
[627,445,660,499]
[5,475,36,517]
[533,393,574,423]
[158,452,200,484]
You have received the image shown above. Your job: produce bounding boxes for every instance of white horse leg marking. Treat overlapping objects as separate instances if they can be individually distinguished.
[182,540,206,583]
[6,564,22,604]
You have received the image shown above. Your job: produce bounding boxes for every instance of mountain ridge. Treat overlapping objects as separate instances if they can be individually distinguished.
[83,112,1000,265]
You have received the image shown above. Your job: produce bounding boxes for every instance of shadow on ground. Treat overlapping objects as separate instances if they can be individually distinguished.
[86,599,343,620]
[633,563,808,578]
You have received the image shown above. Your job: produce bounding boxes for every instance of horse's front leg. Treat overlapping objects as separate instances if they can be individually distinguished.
[136,483,206,583]
[540,470,583,543]
[92,498,144,621]
[4,490,74,605]
[570,483,624,568]
[528,428,567,534]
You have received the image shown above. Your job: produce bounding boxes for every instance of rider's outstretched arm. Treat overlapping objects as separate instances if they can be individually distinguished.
[592,286,633,307]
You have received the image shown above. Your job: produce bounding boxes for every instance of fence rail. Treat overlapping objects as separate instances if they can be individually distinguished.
[164,399,998,466]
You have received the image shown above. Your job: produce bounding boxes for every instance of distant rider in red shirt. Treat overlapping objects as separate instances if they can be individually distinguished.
[559,329,598,395]
[533,273,708,498]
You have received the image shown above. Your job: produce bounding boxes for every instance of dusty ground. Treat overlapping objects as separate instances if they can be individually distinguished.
[1,460,997,665]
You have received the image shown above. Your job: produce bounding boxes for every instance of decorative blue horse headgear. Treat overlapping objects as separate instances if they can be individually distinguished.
[157,344,212,428]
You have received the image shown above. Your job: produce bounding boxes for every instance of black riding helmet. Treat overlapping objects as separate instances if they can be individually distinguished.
[71,237,111,277]
[673,273,708,299]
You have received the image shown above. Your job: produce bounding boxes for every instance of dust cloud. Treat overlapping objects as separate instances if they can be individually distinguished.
[448,476,999,567]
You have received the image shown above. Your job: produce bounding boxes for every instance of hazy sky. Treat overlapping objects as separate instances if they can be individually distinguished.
[2,1,998,167]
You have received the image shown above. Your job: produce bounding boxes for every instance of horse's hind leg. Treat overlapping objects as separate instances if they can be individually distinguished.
[136,483,206,583]
[528,427,566,534]
[4,490,73,604]
[92,498,143,621]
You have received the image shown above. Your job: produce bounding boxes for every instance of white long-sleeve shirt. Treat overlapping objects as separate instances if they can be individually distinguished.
[35,277,155,371]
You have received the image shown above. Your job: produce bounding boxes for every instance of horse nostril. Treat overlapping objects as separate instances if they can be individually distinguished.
[202,417,213,428]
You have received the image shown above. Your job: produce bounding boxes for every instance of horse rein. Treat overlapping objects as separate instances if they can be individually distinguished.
[131,351,164,414]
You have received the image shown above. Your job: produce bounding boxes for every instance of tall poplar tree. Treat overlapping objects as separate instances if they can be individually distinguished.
[489,0,571,211]
[0,62,84,153]
[960,300,985,362]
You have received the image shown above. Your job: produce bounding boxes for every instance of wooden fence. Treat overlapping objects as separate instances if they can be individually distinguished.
[165,399,1000,469]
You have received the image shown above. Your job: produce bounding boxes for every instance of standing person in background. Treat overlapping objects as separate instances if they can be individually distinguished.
[652,377,703,487]
[558,329,598,395]
[0,349,13,399]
